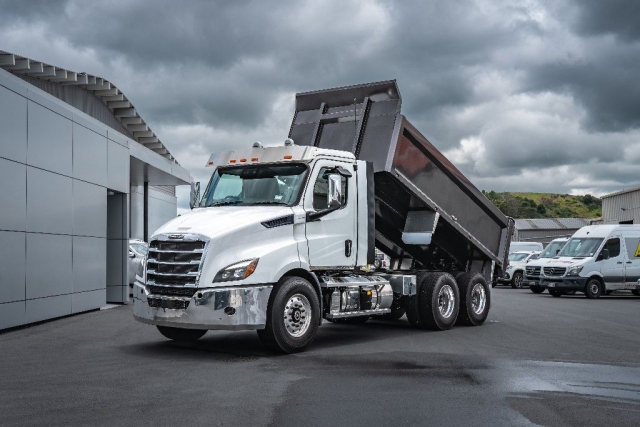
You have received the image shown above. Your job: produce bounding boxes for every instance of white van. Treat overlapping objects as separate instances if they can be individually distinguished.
[509,241,544,253]
[529,225,640,298]
[525,237,569,293]
[498,251,540,288]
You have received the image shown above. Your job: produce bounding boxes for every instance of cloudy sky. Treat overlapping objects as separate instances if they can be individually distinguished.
[1,0,638,211]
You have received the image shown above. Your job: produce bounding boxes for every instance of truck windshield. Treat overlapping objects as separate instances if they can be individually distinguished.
[199,163,308,207]
[539,241,566,258]
[557,238,603,258]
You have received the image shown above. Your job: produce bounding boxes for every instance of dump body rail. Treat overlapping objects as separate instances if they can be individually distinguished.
[289,80,512,274]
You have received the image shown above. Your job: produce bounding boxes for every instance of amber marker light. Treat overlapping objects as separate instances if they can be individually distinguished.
[251,157,259,162]
[284,155,293,159]
[230,159,236,163]
[240,158,247,162]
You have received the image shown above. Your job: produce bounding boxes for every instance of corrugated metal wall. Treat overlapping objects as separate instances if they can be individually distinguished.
[602,189,640,224]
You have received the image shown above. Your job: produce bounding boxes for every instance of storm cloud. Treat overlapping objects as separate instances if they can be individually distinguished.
[0,0,638,212]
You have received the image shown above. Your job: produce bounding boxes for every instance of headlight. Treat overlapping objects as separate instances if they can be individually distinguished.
[567,266,583,276]
[136,257,146,283]
[213,259,259,282]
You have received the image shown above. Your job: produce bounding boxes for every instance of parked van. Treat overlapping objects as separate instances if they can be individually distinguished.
[509,241,544,253]
[525,237,569,293]
[528,225,640,298]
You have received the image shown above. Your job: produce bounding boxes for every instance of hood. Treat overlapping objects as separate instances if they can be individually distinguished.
[152,206,294,239]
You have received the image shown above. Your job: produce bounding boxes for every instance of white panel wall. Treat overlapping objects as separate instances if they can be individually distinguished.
[148,187,178,237]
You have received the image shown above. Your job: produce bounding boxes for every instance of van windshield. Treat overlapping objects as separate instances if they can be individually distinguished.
[557,238,603,258]
[540,241,566,258]
[508,253,529,262]
[199,163,308,207]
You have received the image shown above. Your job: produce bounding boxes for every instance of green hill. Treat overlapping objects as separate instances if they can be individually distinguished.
[482,191,602,219]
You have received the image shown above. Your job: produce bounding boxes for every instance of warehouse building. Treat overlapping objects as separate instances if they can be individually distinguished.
[598,187,640,225]
[0,51,191,330]
[512,218,592,245]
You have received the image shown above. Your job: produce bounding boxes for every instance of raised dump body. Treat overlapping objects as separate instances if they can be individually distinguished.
[289,80,513,277]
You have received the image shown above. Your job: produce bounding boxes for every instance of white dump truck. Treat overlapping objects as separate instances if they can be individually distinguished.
[133,81,513,353]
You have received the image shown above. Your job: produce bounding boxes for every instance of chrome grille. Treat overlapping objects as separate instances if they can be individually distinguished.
[525,266,541,277]
[146,238,205,286]
[543,267,566,277]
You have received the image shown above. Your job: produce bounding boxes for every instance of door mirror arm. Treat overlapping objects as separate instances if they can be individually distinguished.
[306,200,341,222]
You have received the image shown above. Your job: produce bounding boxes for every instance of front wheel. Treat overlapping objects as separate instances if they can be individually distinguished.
[257,276,320,353]
[156,326,206,342]
[585,278,602,299]
[511,272,524,289]
[530,285,545,294]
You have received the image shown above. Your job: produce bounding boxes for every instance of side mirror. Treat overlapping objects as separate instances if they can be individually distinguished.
[189,181,201,209]
[327,175,342,209]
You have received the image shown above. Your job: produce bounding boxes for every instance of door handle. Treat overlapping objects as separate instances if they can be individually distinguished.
[617,261,623,264]
[627,261,633,264]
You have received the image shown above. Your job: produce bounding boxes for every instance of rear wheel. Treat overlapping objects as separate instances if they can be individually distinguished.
[455,272,490,326]
[511,272,524,289]
[530,285,545,294]
[585,278,602,299]
[405,272,459,330]
[257,276,320,353]
[549,289,562,297]
[156,326,206,342]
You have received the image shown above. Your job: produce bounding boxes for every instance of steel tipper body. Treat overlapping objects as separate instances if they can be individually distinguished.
[134,80,512,353]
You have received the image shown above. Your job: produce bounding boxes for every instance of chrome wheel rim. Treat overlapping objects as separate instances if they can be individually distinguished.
[515,274,522,288]
[471,283,487,315]
[590,283,599,295]
[283,293,311,337]
[438,285,455,318]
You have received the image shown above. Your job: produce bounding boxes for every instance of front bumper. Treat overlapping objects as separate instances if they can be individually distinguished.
[132,282,273,330]
[526,277,588,292]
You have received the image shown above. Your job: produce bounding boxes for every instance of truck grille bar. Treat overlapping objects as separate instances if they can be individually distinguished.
[146,237,206,287]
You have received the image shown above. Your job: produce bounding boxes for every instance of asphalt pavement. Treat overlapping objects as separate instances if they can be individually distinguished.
[1,287,640,426]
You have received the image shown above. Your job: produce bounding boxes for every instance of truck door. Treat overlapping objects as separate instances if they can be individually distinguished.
[304,160,357,268]
[598,237,624,291]
[623,237,640,290]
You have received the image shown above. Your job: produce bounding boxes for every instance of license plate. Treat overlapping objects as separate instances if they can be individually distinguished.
[544,282,555,288]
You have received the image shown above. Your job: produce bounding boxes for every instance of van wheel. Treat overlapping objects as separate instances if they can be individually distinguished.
[632,290,640,297]
[530,285,545,294]
[511,272,523,289]
[156,326,206,342]
[455,272,490,326]
[549,290,562,297]
[585,279,602,299]
[257,276,320,353]
[405,272,459,330]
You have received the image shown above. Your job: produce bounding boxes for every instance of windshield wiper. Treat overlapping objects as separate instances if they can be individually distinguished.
[248,201,289,206]
[209,201,244,207]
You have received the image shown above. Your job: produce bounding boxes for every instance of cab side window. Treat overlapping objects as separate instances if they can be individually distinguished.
[603,238,621,258]
[312,167,347,210]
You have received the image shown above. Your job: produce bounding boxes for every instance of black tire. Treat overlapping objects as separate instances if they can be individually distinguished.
[491,282,496,288]
[549,289,562,297]
[632,290,640,297]
[455,272,490,326]
[585,278,602,299]
[257,276,320,353]
[530,285,545,294]
[405,272,459,330]
[328,316,370,324]
[156,326,206,342]
[510,271,523,289]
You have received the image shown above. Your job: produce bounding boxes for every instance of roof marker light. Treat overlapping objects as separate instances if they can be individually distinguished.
[207,161,214,166]
[240,158,247,163]
[251,157,259,162]
[284,155,292,160]
[230,159,236,163]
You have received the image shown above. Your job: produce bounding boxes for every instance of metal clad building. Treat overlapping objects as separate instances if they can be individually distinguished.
[0,51,191,330]
[600,186,640,224]
[513,218,592,245]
